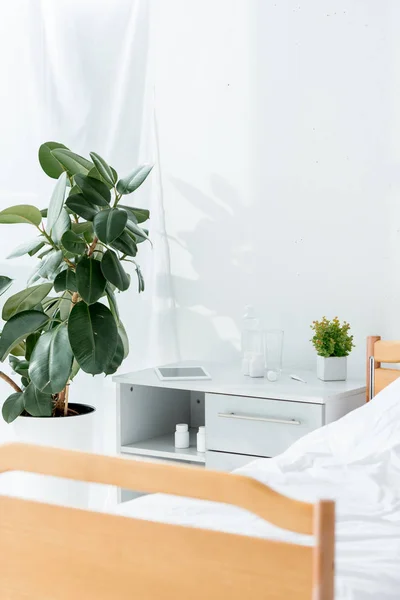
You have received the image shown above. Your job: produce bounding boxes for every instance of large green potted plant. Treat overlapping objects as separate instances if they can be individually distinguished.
[0,142,152,443]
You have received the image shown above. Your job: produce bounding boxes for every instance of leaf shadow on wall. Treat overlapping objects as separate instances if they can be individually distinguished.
[156,174,260,363]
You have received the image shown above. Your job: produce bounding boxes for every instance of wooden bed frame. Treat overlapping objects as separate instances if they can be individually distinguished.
[0,442,334,600]
[366,335,400,401]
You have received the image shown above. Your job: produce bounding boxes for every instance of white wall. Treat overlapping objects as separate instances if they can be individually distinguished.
[0,0,397,453]
[151,0,395,376]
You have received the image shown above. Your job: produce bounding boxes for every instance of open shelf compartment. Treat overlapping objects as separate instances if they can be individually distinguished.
[118,384,206,466]
[121,429,205,463]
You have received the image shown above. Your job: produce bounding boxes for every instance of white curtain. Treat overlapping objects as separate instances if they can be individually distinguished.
[0,0,179,505]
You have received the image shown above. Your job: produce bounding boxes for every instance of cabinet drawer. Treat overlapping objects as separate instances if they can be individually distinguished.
[206,450,256,472]
[205,393,324,457]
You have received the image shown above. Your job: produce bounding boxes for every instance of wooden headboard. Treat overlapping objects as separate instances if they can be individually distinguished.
[366,336,400,401]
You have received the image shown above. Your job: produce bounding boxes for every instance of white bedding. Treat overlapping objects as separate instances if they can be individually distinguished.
[116,380,400,600]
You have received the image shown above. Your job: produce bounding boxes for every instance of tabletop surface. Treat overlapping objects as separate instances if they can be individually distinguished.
[113,361,366,404]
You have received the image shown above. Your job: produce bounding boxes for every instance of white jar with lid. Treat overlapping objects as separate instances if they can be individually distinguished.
[249,353,265,378]
[197,426,206,453]
[174,423,190,449]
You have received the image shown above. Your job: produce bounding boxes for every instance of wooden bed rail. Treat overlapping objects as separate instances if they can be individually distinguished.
[366,335,400,400]
[0,443,334,599]
[0,442,313,534]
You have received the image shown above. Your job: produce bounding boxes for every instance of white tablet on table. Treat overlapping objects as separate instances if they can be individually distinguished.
[155,366,211,381]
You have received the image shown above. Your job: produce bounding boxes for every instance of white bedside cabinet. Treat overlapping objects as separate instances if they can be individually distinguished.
[113,363,365,502]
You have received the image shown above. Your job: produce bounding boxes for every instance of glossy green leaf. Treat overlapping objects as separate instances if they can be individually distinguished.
[0,276,12,296]
[9,355,29,377]
[10,341,26,357]
[71,221,93,235]
[21,377,30,389]
[119,205,150,224]
[59,292,73,322]
[75,174,110,206]
[136,264,145,293]
[38,142,68,179]
[37,248,52,260]
[83,228,94,244]
[104,334,124,375]
[43,294,67,322]
[24,383,53,417]
[93,208,127,245]
[126,228,138,242]
[125,218,150,243]
[2,283,53,321]
[89,152,117,186]
[0,310,48,361]
[73,221,94,243]
[25,332,40,361]
[68,301,117,374]
[52,208,71,244]
[7,237,45,259]
[47,172,67,232]
[111,231,137,257]
[61,230,86,255]
[54,269,77,293]
[101,250,130,291]
[116,164,153,195]
[118,205,138,223]
[68,184,81,196]
[2,392,25,423]
[133,229,147,245]
[105,283,119,323]
[37,250,63,280]
[65,193,99,221]
[70,358,80,380]
[42,296,58,313]
[75,257,106,304]
[51,149,93,177]
[118,322,129,359]
[87,167,115,190]
[0,205,42,226]
[29,323,73,393]
[28,242,46,257]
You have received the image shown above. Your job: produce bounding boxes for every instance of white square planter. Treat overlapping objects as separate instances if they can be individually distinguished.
[317,356,347,381]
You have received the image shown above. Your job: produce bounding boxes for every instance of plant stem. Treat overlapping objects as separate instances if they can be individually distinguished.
[62,294,80,416]
[37,225,56,249]
[0,371,22,393]
[87,237,98,257]
[57,388,66,413]
[63,257,76,269]
[64,382,70,416]
[113,189,122,207]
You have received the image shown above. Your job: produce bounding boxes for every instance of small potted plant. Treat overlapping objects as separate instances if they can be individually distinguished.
[0,141,152,451]
[310,316,355,381]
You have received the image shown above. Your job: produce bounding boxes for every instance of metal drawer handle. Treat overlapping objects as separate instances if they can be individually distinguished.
[217,412,301,426]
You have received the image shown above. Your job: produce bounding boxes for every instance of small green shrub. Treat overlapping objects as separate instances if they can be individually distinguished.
[310,316,355,358]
